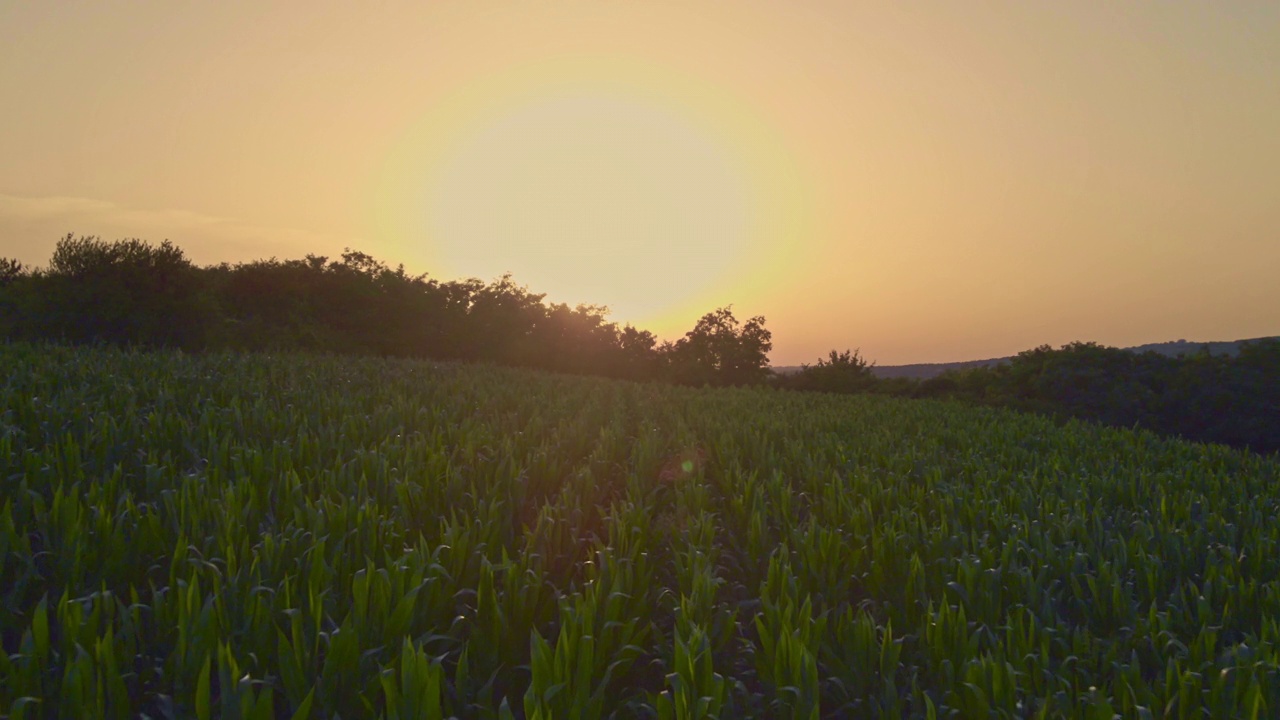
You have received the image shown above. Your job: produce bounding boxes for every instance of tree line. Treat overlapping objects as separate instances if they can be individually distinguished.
[775,341,1280,456]
[3,234,1276,455]
[0,235,772,386]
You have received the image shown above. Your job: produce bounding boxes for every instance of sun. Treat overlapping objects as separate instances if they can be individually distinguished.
[370,59,809,333]
[426,93,753,321]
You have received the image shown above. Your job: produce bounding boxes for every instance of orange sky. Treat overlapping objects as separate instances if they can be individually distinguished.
[2,2,1277,365]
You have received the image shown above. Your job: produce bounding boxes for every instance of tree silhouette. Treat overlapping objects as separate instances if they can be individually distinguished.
[0,258,24,287]
[666,306,772,386]
[785,348,875,393]
[37,234,209,348]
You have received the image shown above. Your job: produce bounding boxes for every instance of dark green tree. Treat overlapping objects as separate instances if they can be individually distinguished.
[0,258,24,287]
[36,234,210,348]
[0,258,29,339]
[666,306,772,386]
[785,348,876,393]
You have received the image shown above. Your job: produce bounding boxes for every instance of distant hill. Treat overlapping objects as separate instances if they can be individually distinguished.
[774,336,1280,380]
[868,356,1008,380]
[1124,337,1278,358]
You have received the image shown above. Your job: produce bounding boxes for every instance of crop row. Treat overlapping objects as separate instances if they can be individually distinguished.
[1,343,1278,718]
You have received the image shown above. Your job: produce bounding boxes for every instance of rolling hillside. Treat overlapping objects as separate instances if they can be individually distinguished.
[776,335,1280,379]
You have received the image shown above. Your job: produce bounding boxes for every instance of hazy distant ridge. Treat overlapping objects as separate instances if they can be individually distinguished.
[776,336,1280,380]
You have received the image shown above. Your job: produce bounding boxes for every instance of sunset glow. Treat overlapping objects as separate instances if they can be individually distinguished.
[1,2,1277,363]
[371,58,810,334]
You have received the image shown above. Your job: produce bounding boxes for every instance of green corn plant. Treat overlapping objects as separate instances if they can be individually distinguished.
[822,607,902,713]
[949,653,1019,718]
[754,616,821,720]
[316,613,367,716]
[652,623,729,720]
[670,509,735,653]
[920,600,981,688]
[754,550,822,720]
[524,621,601,720]
[380,637,445,720]
[461,556,508,682]
[524,550,647,719]
[0,596,51,706]
[211,643,278,720]
[3,344,1280,717]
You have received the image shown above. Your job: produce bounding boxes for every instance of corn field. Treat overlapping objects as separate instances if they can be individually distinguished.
[2,343,1278,718]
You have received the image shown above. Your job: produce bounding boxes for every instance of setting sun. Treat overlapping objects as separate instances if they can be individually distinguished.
[429,92,755,321]
[1,2,1277,362]
[371,57,810,333]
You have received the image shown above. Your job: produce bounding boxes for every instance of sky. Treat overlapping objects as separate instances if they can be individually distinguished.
[2,2,1277,365]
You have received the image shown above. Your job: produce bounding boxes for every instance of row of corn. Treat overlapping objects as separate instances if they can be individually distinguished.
[1,343,1278,718]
